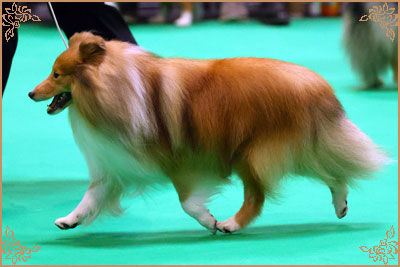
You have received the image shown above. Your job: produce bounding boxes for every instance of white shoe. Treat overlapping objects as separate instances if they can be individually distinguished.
[175,11,193,27]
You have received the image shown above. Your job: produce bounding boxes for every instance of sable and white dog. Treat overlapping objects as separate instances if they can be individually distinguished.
[30,32,387,233]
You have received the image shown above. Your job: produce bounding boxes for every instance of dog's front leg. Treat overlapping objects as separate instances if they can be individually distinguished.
[171,174,219,234]
[55,181,106,230]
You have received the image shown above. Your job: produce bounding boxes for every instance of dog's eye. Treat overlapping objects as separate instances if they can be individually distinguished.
[53,72,60,79]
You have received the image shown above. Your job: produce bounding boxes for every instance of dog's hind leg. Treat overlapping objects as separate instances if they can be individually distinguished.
[329,183,349,219]
[55,180,120,230]
[217,164,265,233]
[217,134,292,233]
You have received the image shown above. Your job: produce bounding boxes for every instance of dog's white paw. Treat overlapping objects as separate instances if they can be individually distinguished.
[205,217,218,234]
[217,217,241,233]
[55,216,80,230]
[333,200,348,219]
[195,214,217,234]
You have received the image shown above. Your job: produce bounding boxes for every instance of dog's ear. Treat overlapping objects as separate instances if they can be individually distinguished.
[78,34,106,65]
[68,32,83,47]
[69,32,98,47]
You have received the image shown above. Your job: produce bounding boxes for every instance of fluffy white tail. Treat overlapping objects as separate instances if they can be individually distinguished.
[302,116,389,185]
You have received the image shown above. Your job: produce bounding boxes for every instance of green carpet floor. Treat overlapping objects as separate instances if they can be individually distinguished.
[2,18,398,265]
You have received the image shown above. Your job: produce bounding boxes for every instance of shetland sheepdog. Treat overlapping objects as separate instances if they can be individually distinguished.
[343,2,398,88]
[30,32,387,233]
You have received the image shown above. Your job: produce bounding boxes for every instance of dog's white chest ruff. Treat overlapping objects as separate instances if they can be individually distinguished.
[68,105,166,188]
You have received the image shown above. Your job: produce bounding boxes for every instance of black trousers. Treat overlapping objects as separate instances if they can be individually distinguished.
[2,2,137,93]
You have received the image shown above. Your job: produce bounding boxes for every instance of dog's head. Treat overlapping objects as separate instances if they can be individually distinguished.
[29,32,106,114]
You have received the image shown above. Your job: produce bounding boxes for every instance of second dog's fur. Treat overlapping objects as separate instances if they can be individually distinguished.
[343,2,398,88]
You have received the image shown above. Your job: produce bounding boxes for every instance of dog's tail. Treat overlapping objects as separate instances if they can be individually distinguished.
[303,115,389,186]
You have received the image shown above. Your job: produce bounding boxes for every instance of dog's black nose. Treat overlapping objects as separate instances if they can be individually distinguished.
[28,91,35,99]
